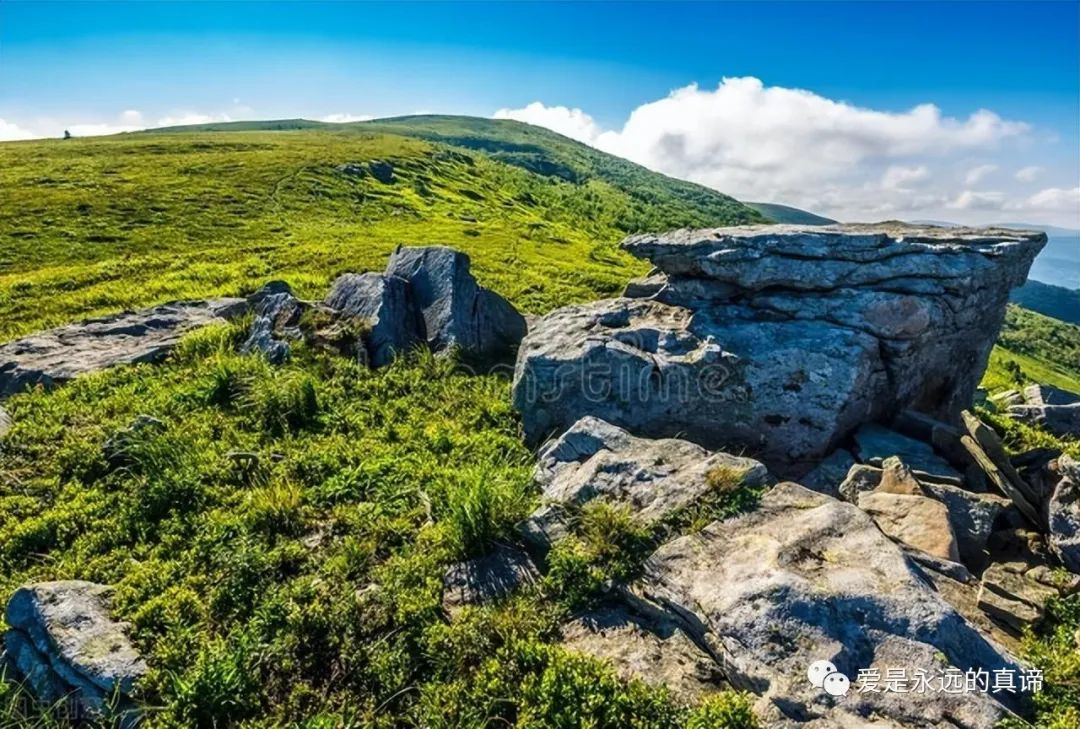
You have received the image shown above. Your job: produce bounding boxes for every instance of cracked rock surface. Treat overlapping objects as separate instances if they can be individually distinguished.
[512,224,1044,473]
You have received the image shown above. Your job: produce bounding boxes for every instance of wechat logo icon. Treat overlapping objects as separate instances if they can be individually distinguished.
[808,659,850,697]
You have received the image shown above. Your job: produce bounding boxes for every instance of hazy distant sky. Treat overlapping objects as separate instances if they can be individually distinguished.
[2,1,1077,227]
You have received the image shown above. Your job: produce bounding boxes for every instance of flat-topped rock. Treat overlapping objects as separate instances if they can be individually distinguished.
[513,224,1043,472]
[0,299,246,399]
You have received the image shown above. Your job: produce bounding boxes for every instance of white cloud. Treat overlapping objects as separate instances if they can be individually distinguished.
[320,113,374,123]
[493,77,1063,224]
[155,112,233,127]
[881,165,929,190]
[0,118,35,141]
[120,110,144,125]
[494,101,602,144]
[1018,187,1080,212]
[947,190,1006,211]
[964,164,998,184]
[1015,165,1043,183]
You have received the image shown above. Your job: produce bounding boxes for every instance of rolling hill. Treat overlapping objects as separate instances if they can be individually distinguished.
[0,117,763,342]
[744,201,836,225]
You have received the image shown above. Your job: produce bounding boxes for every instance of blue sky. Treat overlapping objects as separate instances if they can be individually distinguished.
[2,1,1078,226]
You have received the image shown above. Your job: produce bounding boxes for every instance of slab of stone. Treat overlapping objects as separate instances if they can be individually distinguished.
[852,423,963,485]
[560,605,726,702]
[961,411,1041,525]
[521,416,769,553]
[923,482,1009,571]
[0,298,247,399]
[858,491,961,562]
[1008,384,1080,438]
[240,281,308,364]
[324,272,418,367]
[635,482,1023,727]
[977,563,1059,634]
[838,463,884,503]
[4,581,146,715]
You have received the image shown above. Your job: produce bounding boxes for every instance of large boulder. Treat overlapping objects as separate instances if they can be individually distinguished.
[323,272,418,367]
[513,225,1044,473]
[520,416,769,552]
[4,581,146,719]
[385,246,527,365]
[633,482,1025,727]
[0,298,247,399]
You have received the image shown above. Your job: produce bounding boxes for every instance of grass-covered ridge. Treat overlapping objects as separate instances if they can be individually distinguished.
[0,120,763,342]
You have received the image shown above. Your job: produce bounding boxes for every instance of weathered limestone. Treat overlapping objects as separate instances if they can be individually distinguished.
[4,581,146,718]
[0,299,247,399]
[241,281,309,364]
[323,272,417,367]
[513,224,1044,473]
[634,482,1024,727]
[520,416,769,552]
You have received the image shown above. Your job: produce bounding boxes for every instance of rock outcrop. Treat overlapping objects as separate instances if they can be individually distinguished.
[0,299,247,399]
[520,416,769,553]
[1048,455,1080,573]
[247,247,527,369]
[512,224,1044,473]
[633,482,1024,728]
[4,581,146,720]
[441,545,538,615]
[1007,384,1080,438]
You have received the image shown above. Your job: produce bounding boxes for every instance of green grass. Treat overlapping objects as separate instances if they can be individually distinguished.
[0,120,762,343]
[0,120,767,728]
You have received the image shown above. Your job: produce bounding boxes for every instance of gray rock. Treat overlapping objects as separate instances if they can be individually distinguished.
[977,563,1059,634]
[858,490,961,562]
[1048,455,1080,574]
[837,463,883,503]
[852,423,963,485]
[385,246,527,365]
[799,448,856,499]
[324,272,418,367]
[240,281,308,364]
[521,416,768,552]
[559,605,727,702]
[1007,384,1080,437]
[441,545,538,615]
[514,224,1043,473]
[635,482,1023,727]
[923,482,1009,571]
[4,581,146,717]
[0,405,10,437]
[0,298,247,399]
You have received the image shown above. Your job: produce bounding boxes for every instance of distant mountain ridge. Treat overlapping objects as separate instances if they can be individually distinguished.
[744,202,837,225]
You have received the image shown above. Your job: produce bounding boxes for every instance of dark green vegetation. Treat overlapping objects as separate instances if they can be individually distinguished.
[1011,280,1080,326]
[743,201,836,225]
[0,121,766,728]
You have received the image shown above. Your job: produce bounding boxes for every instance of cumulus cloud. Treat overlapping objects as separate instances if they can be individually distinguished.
[320,113,375,123]
[964,164,998,184]
[0,118,35,141]
[494,102,602,144]
[492,77,1068,224]
[947,190,1006,211]
[1019,187,1080,212]
[155,112,233,127]
[1015,165,1043,182]
[881,165,929,190]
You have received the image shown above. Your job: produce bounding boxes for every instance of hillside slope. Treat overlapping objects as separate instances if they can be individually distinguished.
[744,201,836,225]
[0,122,762,342]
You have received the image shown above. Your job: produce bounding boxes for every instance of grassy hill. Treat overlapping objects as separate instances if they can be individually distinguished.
[1010,279,1080,325]
[744,201,836,225]
[0,118,763,342]
[0,120,768,728]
